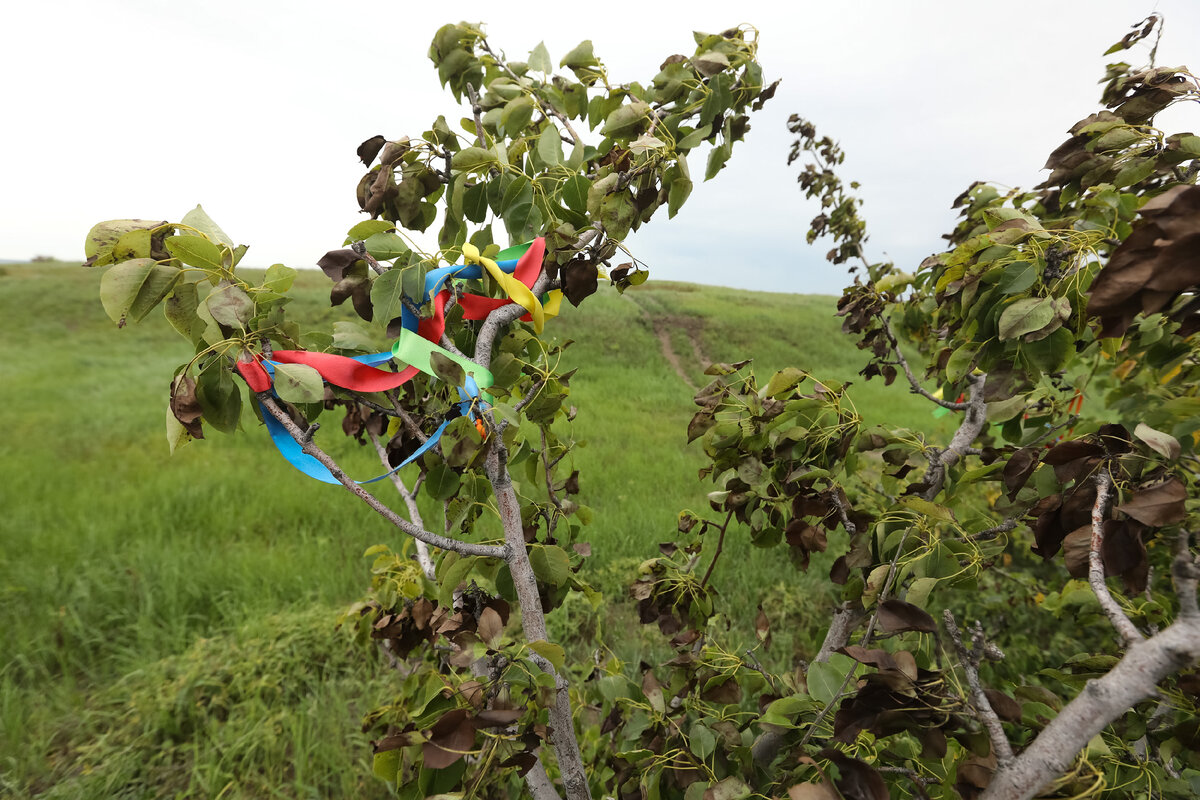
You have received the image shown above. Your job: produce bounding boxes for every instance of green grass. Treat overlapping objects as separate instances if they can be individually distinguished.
[0,261,942,797]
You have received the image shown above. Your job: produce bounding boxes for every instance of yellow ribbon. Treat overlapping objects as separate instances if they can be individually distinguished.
[463,242,547,334]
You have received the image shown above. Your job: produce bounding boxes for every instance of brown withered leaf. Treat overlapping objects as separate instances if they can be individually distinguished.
[1117,477,1187,526]
[477,606,503,647]
[317,248,363,281]
[755,605,771,649]
[422,709,475,769]
[473,709,522,728]
[877,599,937,633]
[700,677,742,705]
[955,753,997,800]
[1103,519,1149,593]
[839,646,897,672]
[561,259,599,307]
[170,375,204,439]
[357,135,386,166]
[1088,185,1200,337]
[1062,525,1094,579]
[1003,447,1040,500]
[499,751,538,776]
[819,749,889,800]
[983,689,1022,722]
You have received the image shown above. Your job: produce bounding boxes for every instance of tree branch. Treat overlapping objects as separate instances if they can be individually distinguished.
[366,427,435,579]
[923,374,988,501]
[472,227,603,368]
[981,540,1200,800]
[256,394,505,560]
[1089,469,1144,647]
[524,752,566,800]
[944,610,1014,767]
[881,315,970,410]
[484,439,592,800]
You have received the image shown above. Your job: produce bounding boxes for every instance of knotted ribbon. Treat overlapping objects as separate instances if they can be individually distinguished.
[239,237,554,483]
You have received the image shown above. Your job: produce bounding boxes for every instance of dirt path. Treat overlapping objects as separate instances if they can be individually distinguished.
[629,297,711,392]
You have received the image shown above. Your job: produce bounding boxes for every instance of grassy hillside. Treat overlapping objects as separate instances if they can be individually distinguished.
[0,261,943,798]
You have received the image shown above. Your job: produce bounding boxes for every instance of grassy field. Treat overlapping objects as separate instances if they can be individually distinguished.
[0,261,943,798]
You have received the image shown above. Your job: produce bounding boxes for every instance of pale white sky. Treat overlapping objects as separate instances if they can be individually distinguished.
[3,1,1197,295]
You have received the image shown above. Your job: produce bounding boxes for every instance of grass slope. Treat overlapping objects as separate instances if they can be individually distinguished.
[0,261,940,797]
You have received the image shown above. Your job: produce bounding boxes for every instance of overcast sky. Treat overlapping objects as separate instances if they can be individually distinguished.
[4,1,1197,295]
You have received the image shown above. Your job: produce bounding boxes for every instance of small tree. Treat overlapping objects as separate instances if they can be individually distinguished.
[619,14,1200,800]
[85,15,1200,800]
[83,22,773,800]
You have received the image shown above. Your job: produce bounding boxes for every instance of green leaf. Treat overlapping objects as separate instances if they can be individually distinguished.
[84,219,167,267]
[451,147,499,172]
[263,263,296,293]
[500,96,535,137]
[537,124,563,167]
[196,365,242,434]
[370,268,406,325]
[100,258,181,327]
[906,576,939,609]
[899,496,957,523]
[113,229,153,261]
[806,660,845,706]
[346,219,395,242]
[373,749,401,784]
[363,231,410,261]
[528,41,552,73]
[705,142,731,180]
[164,281,203,343]
[677,124,712,150]
[560,40,595,69]
[1024,327,1072,373]
[998,261,1038,294]
[429,351,466,387]
[529,640,565,673]
[1111,156,1156,188]
[166,403,192,455]
[181,204,233,247]
[601,102,650,138]
[331,320,380,352]
[463,182,489,223]
[668,176,693,218]
[529,545,571,587]
[946,341,980,384]
[166,235,225,272]
[272,362,324,404]
[425,462,461,501]
[205,280,255,327]
[688,722,716,759]
[998,297,1056,340]
[562,174,589,214]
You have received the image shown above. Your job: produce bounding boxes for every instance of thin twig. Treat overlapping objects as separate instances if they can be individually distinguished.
[479,39,584,147]
[968,518,1019,542]
[367,427,435,579]
[1089,469,1144,647]
[944,610,1014,767]
[256,394,505,559]
[881,315,970,410]
[540,428,565,535]
[699,510,734,587]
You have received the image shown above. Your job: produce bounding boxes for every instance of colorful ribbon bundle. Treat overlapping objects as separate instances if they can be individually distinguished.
[235,238,560,484]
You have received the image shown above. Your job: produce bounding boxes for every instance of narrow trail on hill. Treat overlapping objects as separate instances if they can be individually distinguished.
[626,297,711,393]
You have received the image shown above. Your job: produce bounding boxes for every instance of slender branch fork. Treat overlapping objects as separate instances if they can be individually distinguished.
[980,532,1200,800]
[1089,469,1144,647]
[944,610,1014,767]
